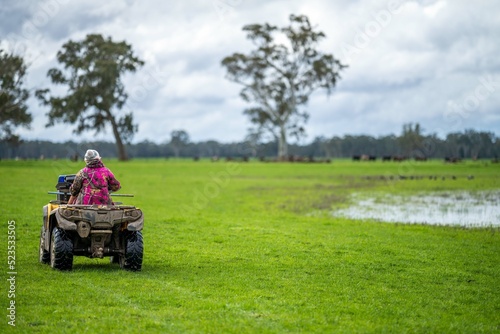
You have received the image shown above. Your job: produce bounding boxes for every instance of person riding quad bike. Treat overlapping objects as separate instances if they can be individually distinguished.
[39,151,144,271]
[68,149,121,205]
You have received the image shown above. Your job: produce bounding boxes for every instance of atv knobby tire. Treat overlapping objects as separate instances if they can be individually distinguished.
[121,231,143,271]
[39,226,50,264]
[50,227,73,270]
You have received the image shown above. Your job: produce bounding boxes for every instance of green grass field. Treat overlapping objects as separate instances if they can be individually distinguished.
[1,158,499,333]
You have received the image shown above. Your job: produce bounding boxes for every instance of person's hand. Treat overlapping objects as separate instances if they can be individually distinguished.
[68,195,77,204]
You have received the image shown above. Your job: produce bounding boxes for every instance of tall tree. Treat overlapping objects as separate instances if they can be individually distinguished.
[221,14,346,159]
[36,34,144,160]
[169,129,190,157]
[399,123,424,157]
[0,48,32,141]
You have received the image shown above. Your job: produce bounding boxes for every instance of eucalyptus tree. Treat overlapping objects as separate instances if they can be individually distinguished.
[399,123,425,157]
[0,47,31,141]
[169,129,190,157]
[222,14,346,159]
[36,34,144,160]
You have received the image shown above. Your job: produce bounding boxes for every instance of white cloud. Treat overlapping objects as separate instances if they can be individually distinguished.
[422,0,447,17]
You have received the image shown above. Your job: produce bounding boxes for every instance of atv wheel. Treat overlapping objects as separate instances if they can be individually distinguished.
[50,227,73,271]
[121,231,143,271]
[39,226,50,264]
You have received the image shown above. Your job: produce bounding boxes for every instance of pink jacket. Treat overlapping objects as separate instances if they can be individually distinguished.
[70,161,121,205]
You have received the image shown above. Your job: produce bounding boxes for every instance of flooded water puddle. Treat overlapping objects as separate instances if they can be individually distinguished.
[332,190,500,228]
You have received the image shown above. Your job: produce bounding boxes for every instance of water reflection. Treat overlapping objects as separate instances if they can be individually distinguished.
[332,191,500,227]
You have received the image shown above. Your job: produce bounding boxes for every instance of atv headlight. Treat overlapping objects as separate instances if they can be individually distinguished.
[125,210,140,218]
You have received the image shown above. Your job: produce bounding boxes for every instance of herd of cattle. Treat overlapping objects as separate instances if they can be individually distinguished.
[352,155,468,163]
[204,155,498,163]
[360,174,475,181]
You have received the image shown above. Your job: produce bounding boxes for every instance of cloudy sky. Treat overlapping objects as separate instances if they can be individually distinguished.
[2,0,499,144]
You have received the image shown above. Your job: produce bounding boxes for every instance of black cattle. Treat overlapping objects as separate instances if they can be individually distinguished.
[444,157,461,163]
[392,155,406,162]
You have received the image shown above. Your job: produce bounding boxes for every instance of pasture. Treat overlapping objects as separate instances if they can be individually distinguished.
[1,158,499,333]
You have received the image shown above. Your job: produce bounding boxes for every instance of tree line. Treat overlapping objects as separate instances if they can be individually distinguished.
[1,127,498,160]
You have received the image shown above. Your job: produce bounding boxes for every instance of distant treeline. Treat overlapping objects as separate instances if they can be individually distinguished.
[1,129,499,160]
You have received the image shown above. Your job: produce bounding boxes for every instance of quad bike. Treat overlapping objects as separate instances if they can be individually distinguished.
[39,174,144,271]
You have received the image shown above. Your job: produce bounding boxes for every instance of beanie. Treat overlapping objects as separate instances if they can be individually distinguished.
[84,149,101,163]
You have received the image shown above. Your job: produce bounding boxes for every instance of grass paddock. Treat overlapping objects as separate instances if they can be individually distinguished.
[1,158,499,333]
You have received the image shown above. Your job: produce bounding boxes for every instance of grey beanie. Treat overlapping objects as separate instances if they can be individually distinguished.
[84,149,101,163]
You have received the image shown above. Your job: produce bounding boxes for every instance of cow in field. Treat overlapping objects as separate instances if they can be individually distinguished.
[444,157,461,163]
